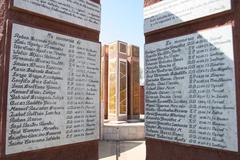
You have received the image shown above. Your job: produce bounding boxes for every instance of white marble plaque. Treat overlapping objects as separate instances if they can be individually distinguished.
[144,0,231,33]
[13,0,101,31]
[6,23,100,154]
[144,25,238,151]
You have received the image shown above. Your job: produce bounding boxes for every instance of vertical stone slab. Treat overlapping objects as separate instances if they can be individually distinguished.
[0,0,101,160]
[101,45,109,119]
[144,0,240,159]
[127,45,140,119]
[139,86,145,115]
[108,41,128,121]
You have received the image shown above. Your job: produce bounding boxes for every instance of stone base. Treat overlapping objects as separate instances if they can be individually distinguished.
[145,139,239,160]
[108,114,127,121]
[127,115,140,120]
[3,141,98,160]
[103,121,144,141]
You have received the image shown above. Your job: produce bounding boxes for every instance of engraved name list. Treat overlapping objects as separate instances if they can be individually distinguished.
[6,23,100,155]
[145,25,238,152]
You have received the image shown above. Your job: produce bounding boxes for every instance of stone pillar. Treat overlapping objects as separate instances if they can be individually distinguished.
[108,41,128,121]
[0,0,101,160]
[144,0,240,159]
[127,45,140,120]
[101,45,109,119]
[139,86,145,115]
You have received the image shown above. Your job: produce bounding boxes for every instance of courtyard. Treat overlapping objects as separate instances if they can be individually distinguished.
[99,141,146,160]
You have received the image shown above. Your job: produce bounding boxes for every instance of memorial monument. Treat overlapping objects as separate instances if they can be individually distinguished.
[144,0,240,159]
[128,45,140,120]
[140,85,145,115]
[0,0,101,160]
[108,41,128,121]
[101,41,141,121]
[101,41,144,141]
[101,45,109,119]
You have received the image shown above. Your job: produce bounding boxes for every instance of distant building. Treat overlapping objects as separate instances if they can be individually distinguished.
[101,41,140,121]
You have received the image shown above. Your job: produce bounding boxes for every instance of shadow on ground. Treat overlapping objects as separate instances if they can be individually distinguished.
[99,141,145,160]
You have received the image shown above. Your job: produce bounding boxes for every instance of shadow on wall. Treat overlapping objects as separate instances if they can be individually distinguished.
[144,10,185,33]
[144,10,237,156]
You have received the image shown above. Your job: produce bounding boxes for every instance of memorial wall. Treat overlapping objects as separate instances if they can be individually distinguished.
[144,0,240,160]
[144,0,231,33]
[0,0,101,160]
[128,45,140,119]
[14,0,101,31]
[108,41,128,121]
[145,25,237,151]
[7,23,100,155]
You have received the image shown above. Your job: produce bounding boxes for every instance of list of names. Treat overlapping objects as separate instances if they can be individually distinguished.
[6,23,100,154]
[145,25,238,152]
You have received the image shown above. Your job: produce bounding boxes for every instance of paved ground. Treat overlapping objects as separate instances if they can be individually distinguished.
[99,141,146,160]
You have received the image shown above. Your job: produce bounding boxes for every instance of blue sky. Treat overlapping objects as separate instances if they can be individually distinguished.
[100,0,145,71]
